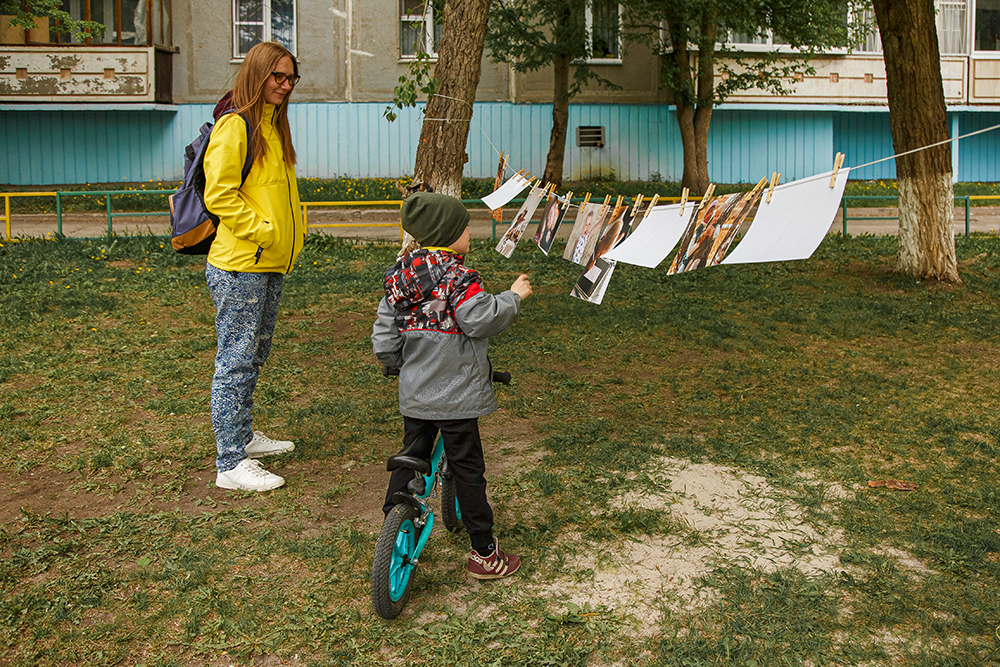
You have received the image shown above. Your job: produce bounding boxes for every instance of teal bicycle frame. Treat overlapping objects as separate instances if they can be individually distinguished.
[388,434,446,602]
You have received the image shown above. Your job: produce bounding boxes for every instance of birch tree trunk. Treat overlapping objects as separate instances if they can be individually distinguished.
[873,0,960,283]
[412,0,492,198]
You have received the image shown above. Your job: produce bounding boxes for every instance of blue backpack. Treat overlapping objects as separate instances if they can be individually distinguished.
[169,110,252,254]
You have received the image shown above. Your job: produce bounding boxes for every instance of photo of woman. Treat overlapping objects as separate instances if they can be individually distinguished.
[496,185,544,258]
[535,198,567,256]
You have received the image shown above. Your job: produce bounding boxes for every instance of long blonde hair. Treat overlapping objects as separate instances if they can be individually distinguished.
[231,42,298,166]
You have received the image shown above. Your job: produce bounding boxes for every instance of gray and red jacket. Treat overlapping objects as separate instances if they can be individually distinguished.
[371,248,521,420]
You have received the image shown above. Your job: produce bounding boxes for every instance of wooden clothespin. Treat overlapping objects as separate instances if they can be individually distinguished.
[630,194,644,216]
[562,190,574,205]
[766,172,780,204]
[696,184,716,212]
[679,187,689,216]
[829,153,845,188]
[599,194,612,217]
[582,192,592,207]
[642,194,660,219]
[614,194,623,209]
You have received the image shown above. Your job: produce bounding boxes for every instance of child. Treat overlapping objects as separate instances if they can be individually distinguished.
[372,192,532,579]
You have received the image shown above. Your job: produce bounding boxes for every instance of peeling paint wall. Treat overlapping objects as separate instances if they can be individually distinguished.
[0,47,153,102]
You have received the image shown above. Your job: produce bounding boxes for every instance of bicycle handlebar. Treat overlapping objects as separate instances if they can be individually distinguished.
[383,365,511,385]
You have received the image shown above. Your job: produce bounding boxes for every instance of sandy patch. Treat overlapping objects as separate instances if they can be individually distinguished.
[545,457,850,635]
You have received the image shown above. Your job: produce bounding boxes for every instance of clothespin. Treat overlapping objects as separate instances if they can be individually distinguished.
[562,190,574,205]
[630,194,644,216]
[614,194,623,209]
[829,153,845,188]
[696,184,716,212]
[582,192,592,208]
[766,172,780,204]
[679,187,689,216]
[599,194,611,217]
[642,194,660,219]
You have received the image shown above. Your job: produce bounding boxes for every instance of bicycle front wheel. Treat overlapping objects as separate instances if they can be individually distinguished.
[371,503,420,619]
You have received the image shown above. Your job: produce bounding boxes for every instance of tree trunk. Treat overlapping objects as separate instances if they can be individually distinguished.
[672,11,717,196]
[544,52,571,188]
[413,0,492,198]
[873,0,960,283]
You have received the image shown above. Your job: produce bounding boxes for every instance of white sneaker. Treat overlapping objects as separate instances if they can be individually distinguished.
[216,459,285,492]
[245,431,295,459]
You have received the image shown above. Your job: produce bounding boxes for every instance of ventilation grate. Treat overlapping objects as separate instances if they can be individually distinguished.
[577,126,606,148]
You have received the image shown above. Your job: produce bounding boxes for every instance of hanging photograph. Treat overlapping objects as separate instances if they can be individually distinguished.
[617,200,642,241]
[570,205,627,302]
[570,257,616,305]
[667,183,765,275]
[535,197,570,256]
[481,173,532,210]
[602,203,690,268]
[563,202,609,265]
[495,185,544,258]
[722,168,851,265]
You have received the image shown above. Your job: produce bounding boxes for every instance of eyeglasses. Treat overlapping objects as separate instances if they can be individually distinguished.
[270,71,300,86]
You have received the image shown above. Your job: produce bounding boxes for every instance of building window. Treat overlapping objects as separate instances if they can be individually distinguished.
[233,0,296,59]
[976,0,1000,50]
[586,0,621,60]
[855,1,968,55]
[56,0,172,47]
[400,0,442,59]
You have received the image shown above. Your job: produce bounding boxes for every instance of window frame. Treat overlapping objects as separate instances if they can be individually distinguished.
[54,0,173,48]
[231,0,297,61]
[399,0,441,61]
[584,0,623,64]
[972,0,1000,54]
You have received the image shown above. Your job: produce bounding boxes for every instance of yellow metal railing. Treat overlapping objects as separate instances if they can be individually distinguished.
[2,192,58,240]
[301,200,404,240]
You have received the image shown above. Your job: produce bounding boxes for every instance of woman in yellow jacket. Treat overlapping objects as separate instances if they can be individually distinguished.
[203,42,304,492]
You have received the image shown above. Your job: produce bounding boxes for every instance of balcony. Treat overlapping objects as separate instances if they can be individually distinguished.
[0,45,172,104]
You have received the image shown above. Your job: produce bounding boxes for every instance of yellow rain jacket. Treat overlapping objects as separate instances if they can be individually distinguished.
[203,103,304,274]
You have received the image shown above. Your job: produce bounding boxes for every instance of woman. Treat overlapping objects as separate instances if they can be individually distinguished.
[204,42,304,492]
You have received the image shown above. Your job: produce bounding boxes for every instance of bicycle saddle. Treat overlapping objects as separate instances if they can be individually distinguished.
[387,455,431,475]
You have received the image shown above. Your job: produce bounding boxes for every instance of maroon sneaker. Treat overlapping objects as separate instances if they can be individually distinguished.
[467,540,521,580]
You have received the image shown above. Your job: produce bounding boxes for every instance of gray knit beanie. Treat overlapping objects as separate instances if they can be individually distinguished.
[400,192,470,248]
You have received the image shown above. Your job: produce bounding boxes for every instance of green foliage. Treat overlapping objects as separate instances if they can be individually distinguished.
[384,49,439,123]
[1,0,104,38]
[485,1,622,99]
[625,0,871,107]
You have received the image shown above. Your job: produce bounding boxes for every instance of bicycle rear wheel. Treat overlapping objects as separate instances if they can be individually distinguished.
[371,503,420,619]
[440,474,466,534]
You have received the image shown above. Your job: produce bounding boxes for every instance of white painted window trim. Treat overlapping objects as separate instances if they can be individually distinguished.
[399,1,439,60]
[584,1,623,64]
[232,0,298,61]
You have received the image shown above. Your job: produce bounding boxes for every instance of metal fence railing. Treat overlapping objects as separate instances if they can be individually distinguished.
[3,191,1000,242]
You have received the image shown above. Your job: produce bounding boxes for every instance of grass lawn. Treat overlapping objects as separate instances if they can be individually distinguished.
[1,231,999,666]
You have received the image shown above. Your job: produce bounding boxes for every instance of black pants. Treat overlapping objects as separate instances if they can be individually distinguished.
[382,416,494,552]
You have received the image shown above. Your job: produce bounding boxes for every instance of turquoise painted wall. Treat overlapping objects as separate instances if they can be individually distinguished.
[0,102,994,186]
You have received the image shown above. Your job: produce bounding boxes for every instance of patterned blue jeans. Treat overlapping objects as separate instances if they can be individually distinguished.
[206,264,284,472]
